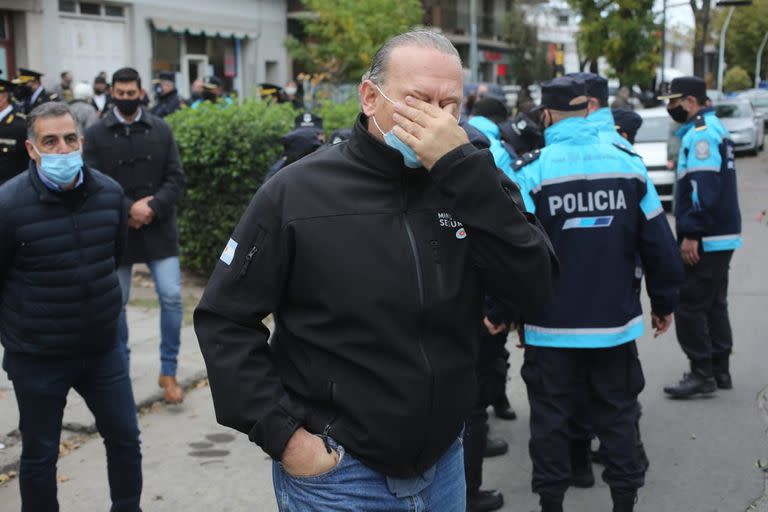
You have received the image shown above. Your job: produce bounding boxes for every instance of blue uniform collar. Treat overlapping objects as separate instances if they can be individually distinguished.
[544,116,599,146]
[467,116,500,139]
[587,107,616,133]
[676,107,715,138]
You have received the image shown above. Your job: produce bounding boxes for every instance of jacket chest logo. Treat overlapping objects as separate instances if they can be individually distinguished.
[437,212,467,239]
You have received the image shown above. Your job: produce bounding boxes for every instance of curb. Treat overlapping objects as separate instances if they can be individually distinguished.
[746,385,768,512]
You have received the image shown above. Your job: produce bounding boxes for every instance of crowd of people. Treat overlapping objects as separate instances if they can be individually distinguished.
[0,28,742,512]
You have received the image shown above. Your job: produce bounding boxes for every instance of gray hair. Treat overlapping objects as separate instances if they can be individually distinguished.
[27,102,79,141]
[361,30,462,86]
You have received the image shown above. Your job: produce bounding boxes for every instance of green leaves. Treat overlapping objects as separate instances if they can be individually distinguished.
[723,66,752,92]
[569,0,660,86]
[165,99,361,276]
[715,0,768,83]
[285,0,424,83]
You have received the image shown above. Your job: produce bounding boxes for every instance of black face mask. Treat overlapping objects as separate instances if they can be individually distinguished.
[667,104,689,124]
[113,97,141,117]
[14,86,31,100]
[202,91,217,102]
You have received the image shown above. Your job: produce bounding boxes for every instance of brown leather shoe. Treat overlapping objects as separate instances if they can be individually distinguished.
[158,375,184,404]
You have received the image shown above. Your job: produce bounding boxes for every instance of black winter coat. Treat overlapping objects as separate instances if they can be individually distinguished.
[83,108,185,264]
[0,164,126,356]
[150,90,183,118]
[195,114,558,478]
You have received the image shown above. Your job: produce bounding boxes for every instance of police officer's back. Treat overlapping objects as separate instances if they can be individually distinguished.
[0,79,28,184]
[509,76,684,512]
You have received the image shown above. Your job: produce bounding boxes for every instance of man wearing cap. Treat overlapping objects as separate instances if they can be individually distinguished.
[13,68,58,115]
[613,109,643,146]
[190,76,234,109]
[659,76,742,398]
[568,72,632,148]
[150,72,182,118]
[510,76,684,512]
[499,112,545,156]
[0,79,29,184]
[91,75,112,117]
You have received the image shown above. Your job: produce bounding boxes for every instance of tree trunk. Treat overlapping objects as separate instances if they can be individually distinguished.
[691,0,712,78]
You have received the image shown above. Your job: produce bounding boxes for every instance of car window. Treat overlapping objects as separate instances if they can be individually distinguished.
[635,116,670,143]
[751,97,768,108]
[715,103,752,118]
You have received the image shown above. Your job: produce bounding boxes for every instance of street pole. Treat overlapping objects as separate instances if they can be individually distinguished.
[756,31,768,88]
[717,6,735,92]
[470,0,479,83]
[661,0,666,87]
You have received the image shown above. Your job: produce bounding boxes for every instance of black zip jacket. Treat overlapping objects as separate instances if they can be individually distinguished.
[194,114,558,478]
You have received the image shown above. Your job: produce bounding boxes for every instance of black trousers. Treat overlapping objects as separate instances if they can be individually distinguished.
[521,343,646,499]
[675,250,734,373]
[464,328,509,494]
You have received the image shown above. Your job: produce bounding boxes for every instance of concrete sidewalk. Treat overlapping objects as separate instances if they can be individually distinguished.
[0,268,208,475]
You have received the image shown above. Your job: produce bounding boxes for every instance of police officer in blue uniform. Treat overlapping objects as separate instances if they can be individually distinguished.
[509,76,684,512]
[569,72,632,147]
[659,76,742,397]
[613,109,643,145]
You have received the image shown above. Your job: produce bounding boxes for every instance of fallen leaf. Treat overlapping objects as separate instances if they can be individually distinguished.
[57,474,70,483]
[690,434,697,440]
[0,473,10,484]
[0,390,7,399]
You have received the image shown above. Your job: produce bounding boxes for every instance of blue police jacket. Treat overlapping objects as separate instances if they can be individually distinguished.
[675,108,742,252]
[589,107,632,148]
[468,116,514,174]
[508,117,684,348]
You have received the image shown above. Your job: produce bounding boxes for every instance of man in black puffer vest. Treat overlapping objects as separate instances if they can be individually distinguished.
[0,102,142,512]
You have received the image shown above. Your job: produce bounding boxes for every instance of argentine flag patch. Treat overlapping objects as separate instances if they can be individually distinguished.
[220,238,238,265]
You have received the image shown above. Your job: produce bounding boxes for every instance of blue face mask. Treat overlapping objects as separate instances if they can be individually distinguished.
[371,86,423,169]
[34,146,83,187]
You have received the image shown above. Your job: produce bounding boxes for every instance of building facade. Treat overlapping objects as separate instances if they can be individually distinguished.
[1,0,287,100]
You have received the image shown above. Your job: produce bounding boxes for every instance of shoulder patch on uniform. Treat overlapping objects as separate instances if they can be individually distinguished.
[694,114,707,131]
[694,139,710,160]
[612,142,640,158]
[512,149,541,172]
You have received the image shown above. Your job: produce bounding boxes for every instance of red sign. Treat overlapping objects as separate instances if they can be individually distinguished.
[497,64,508,76]
[483,51,502,62]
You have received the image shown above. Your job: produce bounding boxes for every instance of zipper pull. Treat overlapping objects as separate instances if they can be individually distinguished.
[321,422,334,454]
[238,245,259,278]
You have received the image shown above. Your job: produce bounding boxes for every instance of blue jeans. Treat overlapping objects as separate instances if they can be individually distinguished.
[117,256,183,376]
[272,436,466,512]
[3,346,143,512]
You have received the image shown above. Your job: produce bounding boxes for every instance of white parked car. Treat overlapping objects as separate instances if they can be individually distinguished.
[634,107,675,205]
[714,100,765,155]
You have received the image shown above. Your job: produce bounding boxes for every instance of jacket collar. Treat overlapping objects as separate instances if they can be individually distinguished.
[587,107,616,133]
[544,116,599,146]
[676,107,715,138]
[28,161,103,204]
[346,113,421,177]
[467,116,501,140]
[103,107,151,129]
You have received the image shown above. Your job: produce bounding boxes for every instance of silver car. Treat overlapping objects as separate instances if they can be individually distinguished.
[635,107,676,205]
[714,100,765,155]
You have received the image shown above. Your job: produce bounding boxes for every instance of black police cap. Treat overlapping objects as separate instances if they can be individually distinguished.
[295,112,323,129]
[158,71,175,82]
[612,108,643,142]
[658,76,706,101]
[471,97,509,123]
[202,75,222,90]
[13,68,43,85]
[0,78,13,93]
[567,72,608,103]
[537,76,589,112]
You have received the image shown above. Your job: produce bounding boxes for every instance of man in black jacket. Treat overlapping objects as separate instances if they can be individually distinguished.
[0,102,141,512]
[150,71,182,118]
[84,67,187,403]
[195,30,557,511]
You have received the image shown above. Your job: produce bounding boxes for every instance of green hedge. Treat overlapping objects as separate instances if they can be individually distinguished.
[166,98,360,276]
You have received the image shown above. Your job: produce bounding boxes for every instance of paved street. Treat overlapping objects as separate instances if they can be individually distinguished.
[0,149,767,511]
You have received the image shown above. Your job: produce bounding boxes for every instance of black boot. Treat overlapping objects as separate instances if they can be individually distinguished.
[539,496,564,512]
[483,437,508,458]
[713,356,732,389]
[492,395,517,420]
[663,362,716,398]
[467,489,504,512]
[611,489,637,512]
[570,438,595,488]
